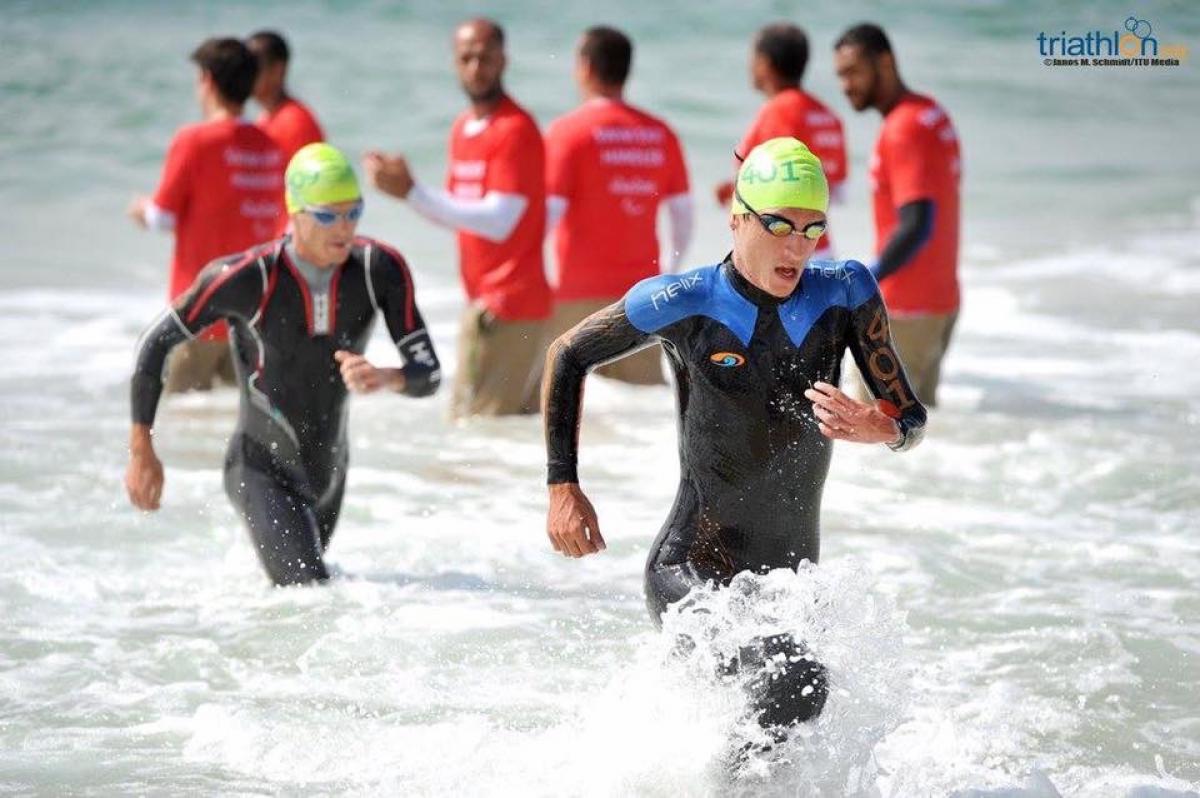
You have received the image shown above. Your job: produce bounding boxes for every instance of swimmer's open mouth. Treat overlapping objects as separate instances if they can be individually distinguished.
[775,266,799,279]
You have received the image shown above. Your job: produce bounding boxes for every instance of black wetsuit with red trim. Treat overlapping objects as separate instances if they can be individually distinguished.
[132,236,441,585]
[543,256,926,730]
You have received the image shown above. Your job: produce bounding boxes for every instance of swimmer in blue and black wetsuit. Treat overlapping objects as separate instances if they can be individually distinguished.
[543,138,927,735]
[124,143,441,586]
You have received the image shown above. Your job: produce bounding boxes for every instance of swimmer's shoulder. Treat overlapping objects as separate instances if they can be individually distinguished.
[798,258,879,310]
[624,263,722,334]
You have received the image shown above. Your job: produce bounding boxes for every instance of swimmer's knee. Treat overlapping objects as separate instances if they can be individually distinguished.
[258,547,329,586]
[251,526,330,586]
[747,633,828,728]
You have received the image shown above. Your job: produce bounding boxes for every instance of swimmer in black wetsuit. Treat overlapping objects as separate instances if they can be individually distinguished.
[543,138,926,735]
[124,143,441,586]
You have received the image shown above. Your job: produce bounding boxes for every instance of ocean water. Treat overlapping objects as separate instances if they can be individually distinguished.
[1,1,1198,795]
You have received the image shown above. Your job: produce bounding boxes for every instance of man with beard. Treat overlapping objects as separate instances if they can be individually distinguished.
[834,23,961,406]
[364,18,551,418]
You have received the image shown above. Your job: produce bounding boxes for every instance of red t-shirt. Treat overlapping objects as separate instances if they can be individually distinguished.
[546,98,689,301]
[870,93,961,315]
[447,96,551,321]
[256,96,324,165]
[153,118,284,299]
[735,88,847,252]
[257,98,324,237]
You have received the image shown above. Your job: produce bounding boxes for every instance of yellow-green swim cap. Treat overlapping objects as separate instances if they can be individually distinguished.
[731,137,828,216]
[285,142,361,214]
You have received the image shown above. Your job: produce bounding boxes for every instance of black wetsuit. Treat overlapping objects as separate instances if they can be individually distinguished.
[544,255,926,728]
[132,236,441,585]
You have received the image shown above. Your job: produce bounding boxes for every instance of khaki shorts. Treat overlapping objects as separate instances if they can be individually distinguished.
[848,311,957,407]
[451,305,546,419]
[164,338,236,394]
[545,298,665,386]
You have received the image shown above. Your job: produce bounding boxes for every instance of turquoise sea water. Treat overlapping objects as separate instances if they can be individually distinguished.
[1,1,1198,795]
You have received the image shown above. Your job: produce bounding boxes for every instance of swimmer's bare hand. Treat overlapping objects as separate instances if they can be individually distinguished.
[362,151,414,199]
[125,425,163,511]
[335,350,404,394]
[804,381,901,445]
[547,483,606,558]
[127,196,150,229]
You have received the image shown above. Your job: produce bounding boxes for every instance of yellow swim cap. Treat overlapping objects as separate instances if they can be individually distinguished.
[731,137,828,216]
[285,142,361,214]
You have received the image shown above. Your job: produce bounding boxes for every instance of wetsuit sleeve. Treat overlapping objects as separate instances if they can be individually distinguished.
[843,263,927,451]
[367,244,442,398]
[130,255,265,425]
[873,199,934,281]
[544,301,657,483]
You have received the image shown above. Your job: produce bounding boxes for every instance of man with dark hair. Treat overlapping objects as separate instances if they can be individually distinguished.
[541,25,692,385]
[364,18,551,418]
[247,31,325,165]
[834,23,961,406]
[128,37,284,393]
[715,23,847,260]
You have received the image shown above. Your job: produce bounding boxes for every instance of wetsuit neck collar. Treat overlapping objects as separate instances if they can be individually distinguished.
[722,254,795,308]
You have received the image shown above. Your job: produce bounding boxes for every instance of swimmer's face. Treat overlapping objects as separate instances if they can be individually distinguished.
[730,208,825,297]
[834,44,881,111]
[291,199,362,268]
[454,23,506,105]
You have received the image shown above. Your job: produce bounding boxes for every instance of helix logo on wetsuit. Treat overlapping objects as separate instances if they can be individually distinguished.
[709,352,745,368]
[649,273,703,311]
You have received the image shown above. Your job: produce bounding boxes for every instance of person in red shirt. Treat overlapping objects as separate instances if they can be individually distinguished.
[543,26,693,386]
[128,37,284,393]
[715,23,848,259]
[247,31,325,166]
[364,18,551,419]
[835,23,961,406]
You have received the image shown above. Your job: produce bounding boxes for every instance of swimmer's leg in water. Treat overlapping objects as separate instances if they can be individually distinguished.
[738,633,828,731]
[646,560,828,731]
[224,461,330,586]
[314,468,346,553]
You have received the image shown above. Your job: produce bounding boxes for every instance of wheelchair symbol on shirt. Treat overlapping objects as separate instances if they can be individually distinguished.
[620,197,647,216]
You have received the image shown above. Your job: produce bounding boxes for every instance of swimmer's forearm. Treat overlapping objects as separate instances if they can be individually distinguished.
[130,371,165,426]
[129,424,154,455]
[544,338,584,484]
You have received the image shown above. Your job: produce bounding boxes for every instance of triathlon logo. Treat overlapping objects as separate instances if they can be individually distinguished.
[709,352,746,368]
[1037,16,1188,67]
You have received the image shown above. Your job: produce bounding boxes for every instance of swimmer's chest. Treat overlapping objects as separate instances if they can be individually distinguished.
[254,267,378,364]
[675,300,848,406]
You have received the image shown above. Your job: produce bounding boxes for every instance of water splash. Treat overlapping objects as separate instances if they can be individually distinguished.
[554,560,911,797]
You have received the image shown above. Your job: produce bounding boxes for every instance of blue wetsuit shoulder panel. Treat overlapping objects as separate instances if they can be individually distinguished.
[625,263,758,346]
[777,259,879,347]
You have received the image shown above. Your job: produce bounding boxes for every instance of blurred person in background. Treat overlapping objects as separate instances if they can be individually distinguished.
[128,37,284,393]
[835,23,961,406]
[247,30,325,165]
[364,18,551,419]
[715,22,847,260]
[542,25,693,386]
